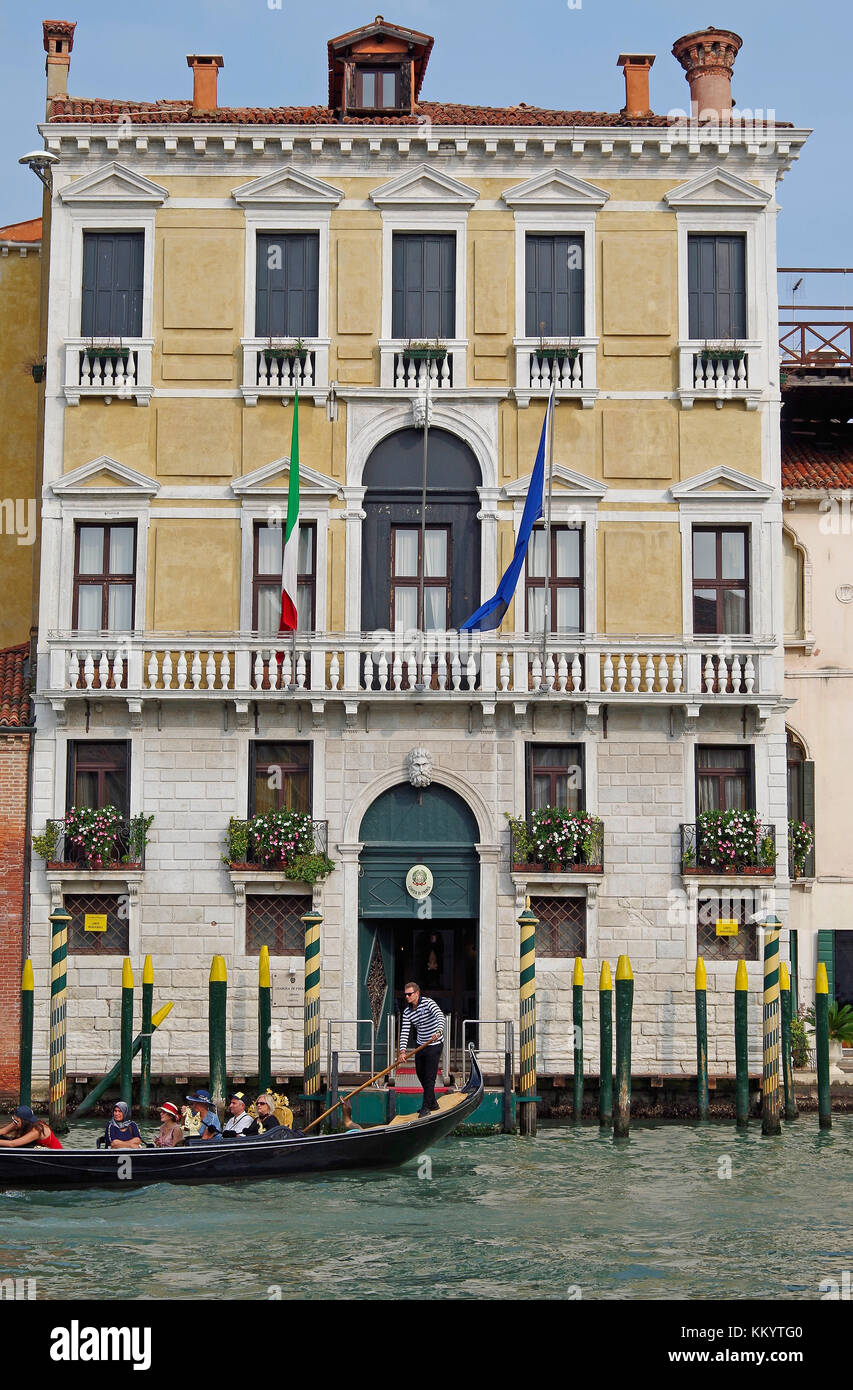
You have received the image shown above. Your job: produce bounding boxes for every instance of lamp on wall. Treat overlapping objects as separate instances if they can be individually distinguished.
[18,149,59,192]
[326,381,338,423]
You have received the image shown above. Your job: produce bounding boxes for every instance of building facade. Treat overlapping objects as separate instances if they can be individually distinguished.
[28,18,809,1086]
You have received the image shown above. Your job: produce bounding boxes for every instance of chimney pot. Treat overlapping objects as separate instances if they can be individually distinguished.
[187,54,224,113]
[617,53,655,118]
[671,26,742,121]
[43,19,76,101]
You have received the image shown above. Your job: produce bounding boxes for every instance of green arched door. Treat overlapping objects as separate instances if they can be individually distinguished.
[358,783,479,1064]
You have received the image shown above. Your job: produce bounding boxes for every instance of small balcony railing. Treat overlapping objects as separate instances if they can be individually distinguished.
[63,338,154,406]
[241,338,329,404]
[681,819,776,876]
[508,813,604,873]
[779,321,853,372]
[677,341,762,409]
[224,816,328,869]
[513,339,598,407]
[40,815,150,870]
[379,340,466,390]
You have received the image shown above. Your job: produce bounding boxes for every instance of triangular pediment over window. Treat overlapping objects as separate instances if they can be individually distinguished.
[502,465,607,502]
[370,165,479,209]
[670,465,775,502]
[59,163,168,206]
[51,457,160,497]
[231,166,344,208]
[664,168,771,209]
[231,458,340,499]
[502,169,610,210]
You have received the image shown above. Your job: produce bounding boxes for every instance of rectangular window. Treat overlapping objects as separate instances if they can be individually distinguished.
[250,742,311,816]
[391,525,450,630]
[68,741,130,816]
[697,892,759,962]
[527,744,584,814]
[66,893,129,955]
[687,234,746,340]
[392,234,456,340]
[255,233,319,339]
[355,67,399,109]
[530,896,586,959]
[73,523,136,632]
[692,527,749,635]
[246,894,310,956]
[696,746,752,814]
[252,521,316,633]
[525,234,584,338]
[81,232,144,339]
[526,525,583,633]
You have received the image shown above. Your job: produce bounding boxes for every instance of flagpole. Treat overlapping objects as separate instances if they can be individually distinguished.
[416,360,431,691]
[539,387,556,690]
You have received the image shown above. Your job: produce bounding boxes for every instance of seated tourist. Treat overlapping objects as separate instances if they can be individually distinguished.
[185,1089,222,1140]
[245,1094,281,1136]
[152,1102,184,1148]
[104,1101,143,1149]
[223,1091,254,1137]
[0,1106,63,1149]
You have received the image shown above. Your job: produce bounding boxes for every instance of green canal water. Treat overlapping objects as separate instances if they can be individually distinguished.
[1,1116,850,1300]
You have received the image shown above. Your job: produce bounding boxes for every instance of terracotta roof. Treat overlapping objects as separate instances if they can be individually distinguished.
[0,645,31,728]
[47,96,790,129]
[782,434,853,490]
[0,218,42,243]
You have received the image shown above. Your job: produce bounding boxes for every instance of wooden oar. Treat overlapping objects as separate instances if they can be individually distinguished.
[301,1040,436,1134]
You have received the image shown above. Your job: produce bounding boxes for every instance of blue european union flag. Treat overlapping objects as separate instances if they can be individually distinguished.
[460,394,552,632]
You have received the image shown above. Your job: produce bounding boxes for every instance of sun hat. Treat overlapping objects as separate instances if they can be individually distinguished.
[158,1102,180,1120]
[14,1105,37,1125]
[185,1089,213,1105]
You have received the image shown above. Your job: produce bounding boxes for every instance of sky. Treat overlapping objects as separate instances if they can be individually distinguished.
[0,0,851,282]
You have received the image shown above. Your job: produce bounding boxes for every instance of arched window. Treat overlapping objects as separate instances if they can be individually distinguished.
[783,529,805,642]
[786,728,815,878]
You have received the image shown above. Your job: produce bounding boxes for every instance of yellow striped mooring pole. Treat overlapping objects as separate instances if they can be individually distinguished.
[48,907,72,1135]
[761,915,782,1136]
[301,907,323,1126]
[695,956,708,1120]
[518,897,538,1137]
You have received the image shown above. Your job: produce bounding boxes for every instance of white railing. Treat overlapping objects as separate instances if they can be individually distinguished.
[63,338,154,406]
[677,341,763,410]
[513,339,598,407]
[46,634,776,700]
[240,338,329,405]
[379,340,466,391]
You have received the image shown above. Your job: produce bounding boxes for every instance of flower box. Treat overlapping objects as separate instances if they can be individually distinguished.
[536,346,578,363]
[263,347,308,363]
[512,861,543,873]
[89,345,130,360]
[402,343,447,362]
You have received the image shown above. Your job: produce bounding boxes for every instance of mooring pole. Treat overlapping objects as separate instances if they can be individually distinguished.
[780,961,798,1121]
[735,959,749,1128]
[761,915,782,1137]
[503,1021,513,1134]
[139,955,153,1115]
[73,1003,173,1120]
[517,897,538,1137]
[614,954,633,1138]
[209,954,227,1114]
[599,961,613,1128]
[695,956,708,1120]
[48,907,71,1135]
[301,907,323,1127]
[572,957,584,1120]
[258,944,272,1094]
[815,961,831,1131]
[120,958,134,1110]
[329,1049,340,1133]
[19,958,34,1108]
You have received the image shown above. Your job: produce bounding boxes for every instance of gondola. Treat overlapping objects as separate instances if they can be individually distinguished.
[0,1047,484,1190]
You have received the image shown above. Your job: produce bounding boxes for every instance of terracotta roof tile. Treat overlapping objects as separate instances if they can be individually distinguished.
[0,218,42,243]
[0,644,31,728]
[782,434,853,490]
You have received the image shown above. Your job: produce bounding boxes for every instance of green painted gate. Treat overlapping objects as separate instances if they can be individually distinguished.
[357,783,479,1065]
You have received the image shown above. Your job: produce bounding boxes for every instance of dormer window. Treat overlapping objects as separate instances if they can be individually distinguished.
[354,65,400,110]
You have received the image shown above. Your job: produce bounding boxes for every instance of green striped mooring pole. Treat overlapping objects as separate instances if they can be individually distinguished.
[209,955,227,1114]
[518,897,537,1138]
[572,957,583,1120]
[599,961,612,1128]
[19,959,34,1108]
[695,956,708,1120]
[258,944,272,1094]
[735,959,749,1128]
[120,958,134,1110]
[301,908,323,1126]
[74,1003,173,1119]
[780,961,798,1121]
[139,955,153,1115]
[761,915,782,1136]
[815,961,831,1130]
[48,907,71,1134]
[614,954,633,1139]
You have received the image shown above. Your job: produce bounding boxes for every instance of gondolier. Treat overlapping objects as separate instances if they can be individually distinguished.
[397,981,445,1118]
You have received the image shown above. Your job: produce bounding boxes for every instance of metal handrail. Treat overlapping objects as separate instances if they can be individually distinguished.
[324,1018,374,1080]
[462,1019,515,1082]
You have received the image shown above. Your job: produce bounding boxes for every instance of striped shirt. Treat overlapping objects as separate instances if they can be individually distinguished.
[399,994,445,1052]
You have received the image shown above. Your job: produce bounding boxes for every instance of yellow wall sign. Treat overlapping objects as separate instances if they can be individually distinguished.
[84,913,108,933]
[716,919,739,937]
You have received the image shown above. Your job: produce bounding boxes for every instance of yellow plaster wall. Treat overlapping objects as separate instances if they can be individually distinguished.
[150,519,239,630]
[155,399,240,478]
[600,524,683,634]
[154,215,243,388]
[0,247,41,647]
[64,403,155,476]
[241,398,340,479]
[678,407,763,480]
[602,402,678,482]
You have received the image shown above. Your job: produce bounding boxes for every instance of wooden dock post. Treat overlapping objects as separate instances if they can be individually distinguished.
[599,961,612,1128]
[209,954,227,1114]
[140,955,153,1115]
[48,907,71,1134]
[120,958,134,1110]
[695,956,708,1120]
[572,957,583,1120]
[19,959,34,1108]
[735,959,749,1127]
[258,945,272,1094]
[761,915,782,1136]
[614,954,633,1138]
[815,961,831,1130]
[780,961,798,1121]
[301,907,323,1126]
[517,897,538,1137]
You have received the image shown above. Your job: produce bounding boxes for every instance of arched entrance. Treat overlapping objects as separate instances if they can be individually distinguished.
[357,783,479,1064]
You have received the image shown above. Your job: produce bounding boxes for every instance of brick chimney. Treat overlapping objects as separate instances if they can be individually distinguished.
[672,26,742,120]
[43,20,76,101]
[617,53,655,118]
[187,54,224,113]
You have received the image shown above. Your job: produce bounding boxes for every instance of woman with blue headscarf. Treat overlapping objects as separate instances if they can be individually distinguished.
[103,1101,142,1149]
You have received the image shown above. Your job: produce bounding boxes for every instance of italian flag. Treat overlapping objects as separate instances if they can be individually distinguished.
[279,390,300,632]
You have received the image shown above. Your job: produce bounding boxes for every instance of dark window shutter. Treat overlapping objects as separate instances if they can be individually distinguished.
[526,236,583,337]
[802,759,816,878]
[789,929,799,1013]
[817,929,836,1004]
[688,234,746,339]
[81,232,144,338]
[392,234,455,338]
[256,233,319,338]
